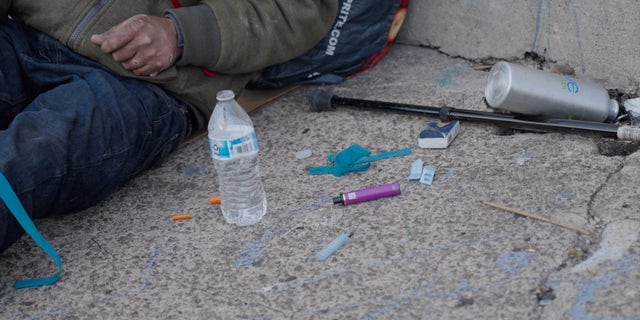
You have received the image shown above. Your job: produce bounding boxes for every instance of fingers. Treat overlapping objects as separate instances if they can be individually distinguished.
[92,16,149,65]
[90,16,144,54]
[91,15,180,76]
[124,57,142,69]
[126,54,175,76]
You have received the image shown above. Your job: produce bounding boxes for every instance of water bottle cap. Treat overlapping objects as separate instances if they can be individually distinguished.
[216,90,235,101]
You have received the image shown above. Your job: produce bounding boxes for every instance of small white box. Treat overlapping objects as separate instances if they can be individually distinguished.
[418,120,460,149]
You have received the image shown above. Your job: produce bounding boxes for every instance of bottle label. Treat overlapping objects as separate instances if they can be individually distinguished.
[210,131,259,159]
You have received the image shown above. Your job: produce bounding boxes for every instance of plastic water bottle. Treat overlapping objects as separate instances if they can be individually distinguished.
[208,90,267,226]
[485,61,619,122]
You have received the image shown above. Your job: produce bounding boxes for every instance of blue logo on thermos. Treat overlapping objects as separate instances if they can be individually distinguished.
[562,76,579,94]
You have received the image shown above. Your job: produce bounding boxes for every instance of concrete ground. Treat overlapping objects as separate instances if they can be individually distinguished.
[400,0,640,93]
[1,44,639,319]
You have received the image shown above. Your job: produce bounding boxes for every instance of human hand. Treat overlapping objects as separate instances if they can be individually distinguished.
[91,14,183,77]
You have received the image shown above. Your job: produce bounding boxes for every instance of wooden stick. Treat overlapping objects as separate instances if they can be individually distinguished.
[481,201,589,235]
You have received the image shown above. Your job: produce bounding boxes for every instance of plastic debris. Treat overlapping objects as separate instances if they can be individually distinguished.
[408,159,424,180]
[419,165,436,185]
[625,98,640,126]
[294,149,313,159]
[516,151,535,165]
[317,232,352,261]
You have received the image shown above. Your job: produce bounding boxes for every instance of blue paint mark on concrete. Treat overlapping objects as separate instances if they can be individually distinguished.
[496,251,532,276]
[434,66,467,87]
[25,307,73,320]
[545,0,552,52]
[259,270,357,297]
[362,281,473,320]
[235,196,334,267]
[235,236,267,267]
[24,244,163,319]
[532,0,553,54]
[569,255,640,320]
[140,244,162,290]
[568,0,586,73]
[547,254,640,320]
[266,237,503,299]
[287,270,354,293]
[363,304,400,320]
[532,0,544,51]
[293,235,567,318]
[545,190,576,208]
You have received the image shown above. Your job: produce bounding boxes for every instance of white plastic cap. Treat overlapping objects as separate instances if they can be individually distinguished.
[216,90,235,101]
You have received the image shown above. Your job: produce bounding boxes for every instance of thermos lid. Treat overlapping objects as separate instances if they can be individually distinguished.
[607,99,620,122]
[484,61,511,108]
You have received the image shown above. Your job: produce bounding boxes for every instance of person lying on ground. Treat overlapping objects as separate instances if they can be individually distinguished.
[0,0,338,255]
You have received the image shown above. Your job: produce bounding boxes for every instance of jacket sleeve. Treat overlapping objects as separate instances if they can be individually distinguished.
[165,0,338,74]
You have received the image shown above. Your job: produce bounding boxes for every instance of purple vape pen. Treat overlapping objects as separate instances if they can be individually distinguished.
[333,182,401,206]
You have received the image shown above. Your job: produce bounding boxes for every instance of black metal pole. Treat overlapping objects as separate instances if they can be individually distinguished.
[313,91,622,138]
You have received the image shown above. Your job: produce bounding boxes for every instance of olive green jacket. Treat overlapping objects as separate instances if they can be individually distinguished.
[3,0,338,130]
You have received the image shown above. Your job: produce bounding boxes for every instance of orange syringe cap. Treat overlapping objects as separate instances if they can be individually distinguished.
[209,195,221,205]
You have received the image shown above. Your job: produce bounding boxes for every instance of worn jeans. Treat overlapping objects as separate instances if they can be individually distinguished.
[0,20,191,254]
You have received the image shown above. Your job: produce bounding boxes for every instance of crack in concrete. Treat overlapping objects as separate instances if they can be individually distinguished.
[417,43,552,71]
[549,159,626,272]
[532,157,627,318]
[587,158,625,222]
[533,272,558,320]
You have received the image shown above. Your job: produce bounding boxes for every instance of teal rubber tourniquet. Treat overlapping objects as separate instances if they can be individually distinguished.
[0,173,62,288]
[309,144,411,176]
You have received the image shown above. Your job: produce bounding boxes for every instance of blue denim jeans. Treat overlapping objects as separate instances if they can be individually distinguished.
[0,20,191,253]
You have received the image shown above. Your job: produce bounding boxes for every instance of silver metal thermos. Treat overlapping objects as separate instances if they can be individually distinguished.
[484,61,619,122]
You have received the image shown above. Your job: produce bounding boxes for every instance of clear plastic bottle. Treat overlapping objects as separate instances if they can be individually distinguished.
[208,90,267,226]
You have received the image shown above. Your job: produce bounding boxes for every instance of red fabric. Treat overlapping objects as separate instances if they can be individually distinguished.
[201,68,215,77]
[351,1,409,77]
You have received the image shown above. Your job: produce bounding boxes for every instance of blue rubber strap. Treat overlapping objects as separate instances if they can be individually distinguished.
[356,147,412,164]
[0,173,62,288]
[309,148,412,176]
[308,166,337,175]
